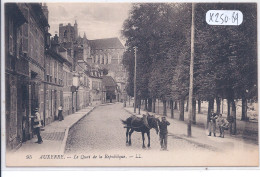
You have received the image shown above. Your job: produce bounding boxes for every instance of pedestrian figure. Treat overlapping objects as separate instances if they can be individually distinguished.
[208,109,218,137]
[159,116,170,151]
[58,105,64,121]
[217,114,229,138]
[227,116,234,134]
[33,108,43,144]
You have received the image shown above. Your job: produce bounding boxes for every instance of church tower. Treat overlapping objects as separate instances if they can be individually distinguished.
[74,20,78,39]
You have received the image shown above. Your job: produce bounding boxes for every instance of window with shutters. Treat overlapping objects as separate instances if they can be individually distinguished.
[54,61,57,83]
[8,16,14,55]
[20,6,29,54]
[95,55,98,63]
[17,26,22,58]
[46,56,50,82]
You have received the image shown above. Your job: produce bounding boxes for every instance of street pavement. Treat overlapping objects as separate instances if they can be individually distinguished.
[6,103,258,166]
[6,106,95,166]
[64,103,258,166]
[65,102,211,155]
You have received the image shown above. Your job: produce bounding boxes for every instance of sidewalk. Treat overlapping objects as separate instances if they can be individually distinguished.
[14,106,96,155]
[131,100,258,143]
[124,107,258,152]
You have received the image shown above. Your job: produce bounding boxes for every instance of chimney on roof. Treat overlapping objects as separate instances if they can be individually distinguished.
[42,3,49,21]
[51,34,60,53]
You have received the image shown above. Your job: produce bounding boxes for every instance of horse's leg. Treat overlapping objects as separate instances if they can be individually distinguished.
[126,128,129,144]
[147,131,151,148]
[129,129,134,146]
[142,132,146,148]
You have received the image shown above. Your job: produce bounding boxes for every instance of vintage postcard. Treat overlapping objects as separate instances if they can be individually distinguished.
[2,1,259,167]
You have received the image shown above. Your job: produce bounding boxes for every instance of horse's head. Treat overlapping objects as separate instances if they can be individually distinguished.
[147,114,159,134]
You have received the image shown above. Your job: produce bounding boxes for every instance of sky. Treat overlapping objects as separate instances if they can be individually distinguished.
[47,3,132,41]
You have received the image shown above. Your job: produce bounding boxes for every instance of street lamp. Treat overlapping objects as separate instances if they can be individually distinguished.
[134,46,137,113]
[71,72,79,112]
[187,3,195,137]
[123,89,127,107]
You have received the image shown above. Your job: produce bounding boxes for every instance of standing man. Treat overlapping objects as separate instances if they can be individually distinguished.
[33,108,43,144]
[208,109,218,137]
[159,116,170,150]
[217,114,229,138]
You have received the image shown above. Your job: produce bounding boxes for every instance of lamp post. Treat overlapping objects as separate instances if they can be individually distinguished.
[134,46,137,113]
[71,72,79,112]
[187,3,195,137]
[123,89,127,107]
[138,90,141,115]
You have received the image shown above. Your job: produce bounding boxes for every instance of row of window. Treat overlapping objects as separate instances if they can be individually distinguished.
[8,6,45,68]
[92,81,102,90]
[93,53,122,64]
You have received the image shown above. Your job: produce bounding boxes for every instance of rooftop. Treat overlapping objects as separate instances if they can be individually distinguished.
[89,37,125,50]
[102,75,117,88]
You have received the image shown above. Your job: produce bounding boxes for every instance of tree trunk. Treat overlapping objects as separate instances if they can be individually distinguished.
[185,99,189,112]
[241,97,248,121]
[138,98,141,115]
[174,101,178,110]
[163,100,167,116]
[179,98,184,121]
[231,100,236,135]
[207,99,214,128]
[216,97,221,115]
[198,99,201,113]
[144,99,148,111]
[157,99,160,114]
[152,98,156,113]
[227,98,231,117]
[170,100,174,119]
[221,98,224,114]
[148,98,152,112]
[227,98,232,134]
[192,98,196,124]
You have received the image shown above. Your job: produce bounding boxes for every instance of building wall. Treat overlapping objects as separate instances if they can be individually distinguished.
[89,77,102,105]
[5,3,48,150]
[44,53,63,125]
[63,63,73,116]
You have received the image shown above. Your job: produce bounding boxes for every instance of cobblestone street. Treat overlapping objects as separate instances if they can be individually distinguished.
[65,103,213,154]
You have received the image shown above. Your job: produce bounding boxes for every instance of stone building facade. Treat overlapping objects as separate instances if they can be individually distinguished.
[58,22,127,103]
[5,3,49,150]
[89,38,127,101]
[44,35,67,125]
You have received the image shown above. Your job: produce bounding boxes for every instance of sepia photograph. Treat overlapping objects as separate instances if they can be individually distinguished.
[2,1,259,167]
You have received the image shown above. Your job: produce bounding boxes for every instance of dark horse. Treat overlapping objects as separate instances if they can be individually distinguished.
[121,114,159,148]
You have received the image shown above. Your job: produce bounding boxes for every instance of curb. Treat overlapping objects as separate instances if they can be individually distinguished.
[124,107,220,152]
[99,102,121,106]
[59,106,96,154]
[168,133,220,152]
[124,107,143,117]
